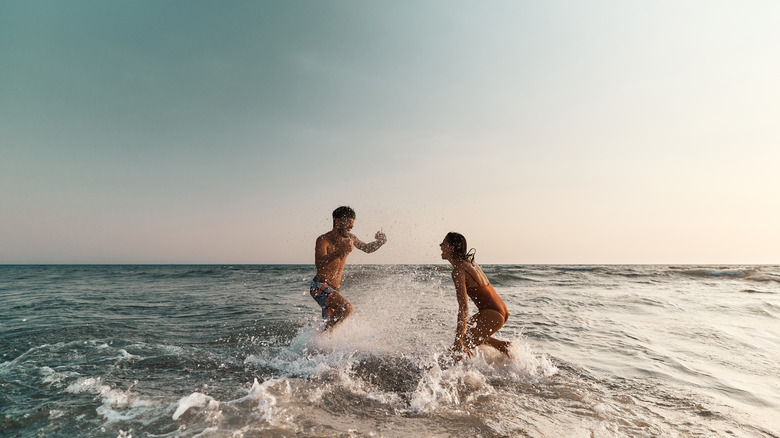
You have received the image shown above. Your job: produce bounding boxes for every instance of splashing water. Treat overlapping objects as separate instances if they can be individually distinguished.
[1,264,778,437]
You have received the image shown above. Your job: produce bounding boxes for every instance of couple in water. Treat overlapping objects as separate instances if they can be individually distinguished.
[310,206,511,359]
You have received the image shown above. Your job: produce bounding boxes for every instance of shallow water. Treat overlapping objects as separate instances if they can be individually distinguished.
[1,264,778,437]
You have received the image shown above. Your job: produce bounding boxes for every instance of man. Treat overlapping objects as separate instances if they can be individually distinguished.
[310,206,387,331]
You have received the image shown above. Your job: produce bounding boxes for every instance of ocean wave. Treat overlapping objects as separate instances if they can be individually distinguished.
[749,274,780,283]
[488,272,545,287]
[549,265,665,281]
[678,267,757,278]
[672,266,780,283]
[4,264,778,437]
[556,266,600,272]
[741,289,776,294]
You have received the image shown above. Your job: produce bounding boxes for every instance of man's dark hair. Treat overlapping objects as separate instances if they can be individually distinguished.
[332,206,356,227]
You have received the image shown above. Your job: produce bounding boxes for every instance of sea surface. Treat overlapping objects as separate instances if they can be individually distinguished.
[1,264,779,437]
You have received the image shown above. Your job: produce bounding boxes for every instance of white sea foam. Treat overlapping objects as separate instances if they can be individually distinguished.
[169,378,305,434]
[498,339,559,379]
[48,409,65,419]
[41,368,80,385]
[172,392,219,421]
[244,314,559,420]
[244,326,334,378]
[66,377,157,423]
[409,358,491,413]
[237,378,291,427]
[407,339,557,414]
[191,426,218,437]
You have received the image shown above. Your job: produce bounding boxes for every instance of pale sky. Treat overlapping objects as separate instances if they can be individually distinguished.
[1,1,779,264]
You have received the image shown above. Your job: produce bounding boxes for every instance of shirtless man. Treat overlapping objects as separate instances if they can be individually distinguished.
[310,206,387,331]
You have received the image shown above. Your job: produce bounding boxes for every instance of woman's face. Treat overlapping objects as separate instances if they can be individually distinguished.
[440,239,454,260]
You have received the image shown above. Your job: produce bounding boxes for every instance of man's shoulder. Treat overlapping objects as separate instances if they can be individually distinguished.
[316,231,336,244]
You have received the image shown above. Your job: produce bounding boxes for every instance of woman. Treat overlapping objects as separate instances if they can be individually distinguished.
[440,232,512,359]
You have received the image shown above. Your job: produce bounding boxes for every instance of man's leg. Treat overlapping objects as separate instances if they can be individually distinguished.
[324,291,353,331]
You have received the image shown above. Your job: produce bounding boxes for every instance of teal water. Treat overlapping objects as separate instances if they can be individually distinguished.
[1,265,778,437]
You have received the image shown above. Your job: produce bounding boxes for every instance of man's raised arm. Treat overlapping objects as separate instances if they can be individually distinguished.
[352,231,387,254]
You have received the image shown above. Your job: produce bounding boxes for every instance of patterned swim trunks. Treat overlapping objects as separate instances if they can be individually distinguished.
[310,277,337,318]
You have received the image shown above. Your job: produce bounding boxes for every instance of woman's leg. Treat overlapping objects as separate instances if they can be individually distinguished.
[465,309,511,355]
[484,336,512,355]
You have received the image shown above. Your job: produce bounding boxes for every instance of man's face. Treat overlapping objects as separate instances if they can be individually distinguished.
[335,217,354,237]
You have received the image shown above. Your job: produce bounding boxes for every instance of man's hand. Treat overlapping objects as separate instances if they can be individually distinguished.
[335,236,354,256]
[374,230,387,245]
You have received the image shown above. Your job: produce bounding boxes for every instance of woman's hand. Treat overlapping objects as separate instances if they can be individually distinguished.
[451,340,473,360]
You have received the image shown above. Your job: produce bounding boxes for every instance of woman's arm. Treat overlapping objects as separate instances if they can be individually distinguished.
[452,268,471,357]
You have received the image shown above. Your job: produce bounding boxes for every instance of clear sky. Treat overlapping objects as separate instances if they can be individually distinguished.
[2,1,779,264]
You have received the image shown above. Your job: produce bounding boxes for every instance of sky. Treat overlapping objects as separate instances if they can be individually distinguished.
[1,1,779,265]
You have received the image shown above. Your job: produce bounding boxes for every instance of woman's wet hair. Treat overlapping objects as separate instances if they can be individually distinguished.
[445,232,476,262]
